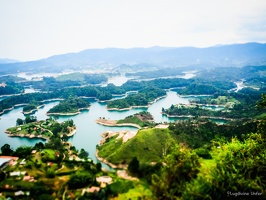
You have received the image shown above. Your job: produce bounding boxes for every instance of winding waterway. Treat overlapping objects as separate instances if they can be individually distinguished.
[0,76,228,168]
[0,90,191,162]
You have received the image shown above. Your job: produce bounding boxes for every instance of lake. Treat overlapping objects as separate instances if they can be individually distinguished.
[0,90,229,166]
[0,91,192,163]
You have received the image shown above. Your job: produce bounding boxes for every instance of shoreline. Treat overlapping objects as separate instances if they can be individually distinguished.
[22,104,45,115]
[5,130,50,141]
[95,119,141,129]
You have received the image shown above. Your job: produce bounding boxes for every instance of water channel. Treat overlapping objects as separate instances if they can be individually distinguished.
[0,76,229,168]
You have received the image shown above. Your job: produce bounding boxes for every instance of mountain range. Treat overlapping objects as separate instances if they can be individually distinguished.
[0,42,266,74]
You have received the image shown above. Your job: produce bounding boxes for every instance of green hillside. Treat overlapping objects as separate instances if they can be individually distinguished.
[98,128,176,164]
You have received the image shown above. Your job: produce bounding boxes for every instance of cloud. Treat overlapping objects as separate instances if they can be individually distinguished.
[0,0,266,61]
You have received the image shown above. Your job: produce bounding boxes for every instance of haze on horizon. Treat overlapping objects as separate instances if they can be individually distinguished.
[0,0,266,61]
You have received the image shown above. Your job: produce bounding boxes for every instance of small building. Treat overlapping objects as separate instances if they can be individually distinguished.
[96,176,112,187]
[31,150,37,154]
[88,186,100,193]
[14,190,24,196]
[10,171,26,177]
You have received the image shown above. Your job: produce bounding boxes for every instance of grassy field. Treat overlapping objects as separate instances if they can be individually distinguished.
[98,128,176,164]
[117,116,145,127]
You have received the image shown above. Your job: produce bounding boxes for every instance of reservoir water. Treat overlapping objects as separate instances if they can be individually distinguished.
[0,91,191,163]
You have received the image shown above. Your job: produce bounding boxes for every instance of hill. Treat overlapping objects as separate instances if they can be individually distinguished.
[1,43,266,74]
[97,128,176,164]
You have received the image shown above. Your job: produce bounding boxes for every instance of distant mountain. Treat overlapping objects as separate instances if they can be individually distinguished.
[0,43,266,74]
[0,58,19,64]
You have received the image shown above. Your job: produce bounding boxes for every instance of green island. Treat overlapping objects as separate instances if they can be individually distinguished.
[107,87,166,110]
[96,111,155,129]
[5,117,76,140]
[47,97,91,115]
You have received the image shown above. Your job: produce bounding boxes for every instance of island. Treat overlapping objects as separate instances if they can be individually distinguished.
[5,117,76,140]
[47,97,91,115]
[107,87,166,110]
[96,111,155,129]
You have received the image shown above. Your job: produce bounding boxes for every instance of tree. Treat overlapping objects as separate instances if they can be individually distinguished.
[16,118,24,125]
[96,162,102,172]
[1,144,13,155]
[183,134,266,200]
[79,148,89,159]
[0,171,6,182]
[128,157,140,175]
[25,115,37,123]
[151,145,200,199]
[14,146,32,158]
[68,172,95,189]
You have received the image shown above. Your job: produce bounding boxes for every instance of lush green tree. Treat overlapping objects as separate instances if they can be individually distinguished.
[13,146,32,158]
[79,148,89,159]
[128,157,140,175]
[151,145,200,199]
[183,134,266,199]
[68,172,95,189]
[96,162,102,172]
[0,171,6,182]
[25,115,37,123]
[0,144,13,155]
[16,118,24,125]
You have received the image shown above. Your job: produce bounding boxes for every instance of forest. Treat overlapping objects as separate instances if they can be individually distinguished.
[47,98,91,114]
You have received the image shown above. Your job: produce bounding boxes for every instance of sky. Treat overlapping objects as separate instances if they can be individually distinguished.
[0,0,266,61]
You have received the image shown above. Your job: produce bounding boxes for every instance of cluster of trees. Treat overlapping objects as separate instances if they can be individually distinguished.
[21,74,108,91]
[107,87,166,109]
[164,90,265,119]
[168,118,258,149]
[0,85,114,113]
[47,98,91,114]
[0,81,24,95]
[16,116,37,125]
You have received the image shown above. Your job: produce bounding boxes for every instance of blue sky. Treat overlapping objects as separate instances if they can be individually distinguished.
[1,0,266,61]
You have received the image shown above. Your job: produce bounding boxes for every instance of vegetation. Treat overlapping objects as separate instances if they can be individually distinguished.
[107,87,166,109]
[117,111,154,127]
[98,128,176,164]
[47,97,91,114]
[7,117,75,139]
[21,74,108,91]
[164,89,265,119]
[0,81,24,95]
[0,137,102,199]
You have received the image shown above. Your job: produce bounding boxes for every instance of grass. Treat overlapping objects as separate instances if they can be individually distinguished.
[115,181,154,200]
[117,116,145,127]
[43,149,56,160]
[98,128,176,164]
